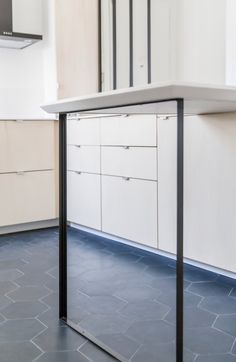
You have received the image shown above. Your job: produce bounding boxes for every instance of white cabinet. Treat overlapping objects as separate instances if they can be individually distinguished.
[0,171,56,227]
[67,145,100,174]
[101,175,158,248]
[101,115,157,146]
[67,171,101,230]
[101,146,157,180]
[67,117,100,145]
[0,121,55,173]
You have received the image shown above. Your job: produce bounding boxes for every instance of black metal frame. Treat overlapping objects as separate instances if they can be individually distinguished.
[58,98,184,362]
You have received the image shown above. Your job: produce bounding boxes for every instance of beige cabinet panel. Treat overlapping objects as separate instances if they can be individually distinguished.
[67,118,100,146]
[67,171,101,230]
[0,121,54,173]
[0,171,56,227]
[101,146,157,180]
[101,115,157,146]
[67,145,100,174]
[102,175,158,248]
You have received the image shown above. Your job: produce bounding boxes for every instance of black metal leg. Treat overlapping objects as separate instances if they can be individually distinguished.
[176,99,184,362]
[59,113,67,320]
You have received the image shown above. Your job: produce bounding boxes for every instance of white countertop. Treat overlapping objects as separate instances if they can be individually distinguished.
[42,82,236,115]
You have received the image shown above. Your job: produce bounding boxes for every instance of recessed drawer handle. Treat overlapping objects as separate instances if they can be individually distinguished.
[75,145,81,148]
[123,146,130,150]
[123,177,130,181]
[75,171,82,175]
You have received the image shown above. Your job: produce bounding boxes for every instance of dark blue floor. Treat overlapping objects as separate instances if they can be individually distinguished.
[0,227,236,361]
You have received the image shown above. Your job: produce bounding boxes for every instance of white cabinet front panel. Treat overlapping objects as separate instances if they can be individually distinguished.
[101,115,157,146]
[101,146,157,180]
[67,171,101,230]
[0,121,55,173]
[0,171,56,227]
[67,118,100,145]
[67,145,100,174]
[102,175,157,248]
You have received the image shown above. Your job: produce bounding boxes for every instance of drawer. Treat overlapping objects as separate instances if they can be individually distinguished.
[102,175,158,248]
[0,121,55,173]
[67,118,100,145]
[101,114,157,146]
[67,145,100,174]
[101,146,157,180]
[67,171,101,230]
[0,170,56,227]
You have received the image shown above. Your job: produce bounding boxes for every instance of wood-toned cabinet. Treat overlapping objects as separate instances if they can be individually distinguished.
[0,120,58,229]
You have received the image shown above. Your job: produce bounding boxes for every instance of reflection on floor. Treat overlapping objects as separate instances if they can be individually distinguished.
[0,228,235,362]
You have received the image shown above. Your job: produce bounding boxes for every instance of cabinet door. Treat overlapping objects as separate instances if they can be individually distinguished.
[67,145,100,174]
[67,171,101,230]
[101,146,157,180]
[0,171,56,227]
[0,121,55,173]
[101,115,157,146]
[67,118,100,145]
[102,175,157,248]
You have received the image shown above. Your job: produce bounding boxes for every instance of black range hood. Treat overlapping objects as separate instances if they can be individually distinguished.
[0,0,43,49]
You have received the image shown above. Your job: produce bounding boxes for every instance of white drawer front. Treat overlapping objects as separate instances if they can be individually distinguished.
[102,175,158,248]
[67,118,100,145]
[0,171,56,227]
[67,171,101,230]
[101,146,157,180]
[0,121,55,173]
[101,115,157,146]
[67,145,100,174]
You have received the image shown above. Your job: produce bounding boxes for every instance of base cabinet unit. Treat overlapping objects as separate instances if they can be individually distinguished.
[67,171,101,230]
[101,175,158,248]
[0,120,58,230]
[67,145,100,174]
[0,171,56,227]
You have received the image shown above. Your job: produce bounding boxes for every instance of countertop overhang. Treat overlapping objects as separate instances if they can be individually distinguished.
[42,82,236,115]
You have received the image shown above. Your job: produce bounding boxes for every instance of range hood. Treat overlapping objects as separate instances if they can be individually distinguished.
[0,0,43,49]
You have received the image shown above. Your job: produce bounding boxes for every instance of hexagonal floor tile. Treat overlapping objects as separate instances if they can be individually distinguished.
[126,320,175,345]
[156,290,201,308]
[79,313,133,337]
[79,342,117,362]
[0,281,18,296]
[151,277,190,292]
[165,307,216,328]
[131,342,195,362]
[215,315,236,337]
[0,319,46,342]
[231,288,236,298]
[36,351,90,362]
[77,279,123,297]
[0,296,12,310]
[114,284,161,303]
[33,326,86,352]
[119,300,170,321]
[1,301,48,319]
[97,333,139,359]
[196,354,236,362]
[200,296,236,314]
[37,308,64,328]
[0,269,23,282]
[85,295,126,315]
[145,264,176,279]
[8,286,50,301]
[0,259,26,271]
[188,281,232,297]
[184,267,217,283]
[184,327,235,354]
[0,341,41,362]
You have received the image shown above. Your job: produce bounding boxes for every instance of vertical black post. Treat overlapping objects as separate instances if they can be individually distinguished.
[112,0,117,90]
[147,0,151,84]
[98,0,102,93]
[129,0,133,87]
[176,99,184,362]
[59,113,67,320]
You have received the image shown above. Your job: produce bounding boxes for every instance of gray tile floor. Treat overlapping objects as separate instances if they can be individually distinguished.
[0,227,236,362]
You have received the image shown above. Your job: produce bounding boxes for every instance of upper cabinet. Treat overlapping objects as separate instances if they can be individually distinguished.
[55,0,99,99]
[0,0,43,49]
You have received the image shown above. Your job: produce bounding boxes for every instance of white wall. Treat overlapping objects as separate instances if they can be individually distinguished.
[0,0,57,119]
